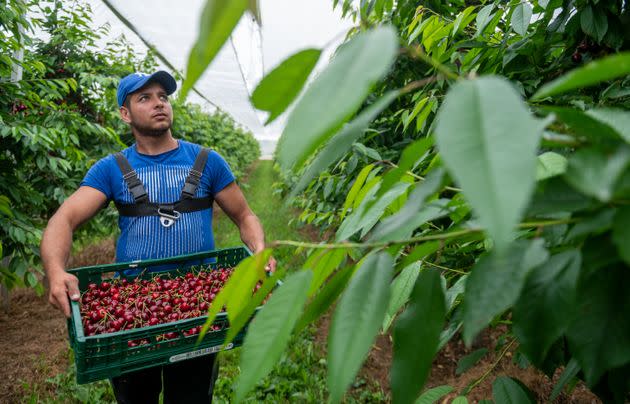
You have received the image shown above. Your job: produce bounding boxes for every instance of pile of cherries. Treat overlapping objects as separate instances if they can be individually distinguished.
[79,267,262,345]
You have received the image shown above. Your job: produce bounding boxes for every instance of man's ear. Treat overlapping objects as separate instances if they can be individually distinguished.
[119,105,132,124]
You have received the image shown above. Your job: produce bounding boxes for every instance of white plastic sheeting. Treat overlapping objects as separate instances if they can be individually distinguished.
[83,1,352,157]
[88,0,265,133]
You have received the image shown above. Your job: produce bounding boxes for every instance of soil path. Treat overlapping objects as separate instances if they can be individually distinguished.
[0,239,116,403]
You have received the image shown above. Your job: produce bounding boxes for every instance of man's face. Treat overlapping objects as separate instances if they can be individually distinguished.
[120,81,173,137]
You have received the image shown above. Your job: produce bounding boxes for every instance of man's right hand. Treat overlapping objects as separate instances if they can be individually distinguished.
[48,272,80,318]
[41,186,107,318]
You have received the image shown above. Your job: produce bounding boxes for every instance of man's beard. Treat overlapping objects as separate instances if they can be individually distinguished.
[130,120,171,138]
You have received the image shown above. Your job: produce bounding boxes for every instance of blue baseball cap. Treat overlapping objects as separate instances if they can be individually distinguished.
[117,71,177,107]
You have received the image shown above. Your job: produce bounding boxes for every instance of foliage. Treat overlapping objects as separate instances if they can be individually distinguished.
[1,0,140,292]
[171,102,260,180]
[186,0,630,402]
[0,0,259,293]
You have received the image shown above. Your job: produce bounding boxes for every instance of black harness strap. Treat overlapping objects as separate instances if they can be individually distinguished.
[113,147,213,218]
[181,148,209,199]
[114,197,213,217]
[114,152,148,203]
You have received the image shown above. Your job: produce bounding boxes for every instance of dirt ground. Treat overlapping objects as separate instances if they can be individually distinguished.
[336,316,601,403]
[0,238,601,403]
[0,239,116,403]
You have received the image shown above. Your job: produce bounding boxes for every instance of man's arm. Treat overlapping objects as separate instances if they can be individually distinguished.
[214,182,276,270]
[41,186,108,317]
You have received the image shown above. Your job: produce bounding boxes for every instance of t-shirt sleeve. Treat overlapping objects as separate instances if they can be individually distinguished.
[206,150,235,196]
[80,156,114,200]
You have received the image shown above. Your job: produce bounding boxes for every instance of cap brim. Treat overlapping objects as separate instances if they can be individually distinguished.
[127,71,177,97]
[146,71,177,95]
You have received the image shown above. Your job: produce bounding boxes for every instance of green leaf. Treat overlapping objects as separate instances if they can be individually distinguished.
[585,108,630,144]
[0,195,13,218]
[511,3,532,36]
[580,5,608,43]
[456,348,488,375]
[391,268,446,404]
[198,249,270,341]
[564,146,630,202]
[306,248,348,296]
[532,52,630,100]
[549,358,580,401]
[492,377,535,404]
[612,206,630,265]
[566,209,615,241]
[475,4,494,36]
[452,397,469,404]
[295,264,356,333]
[567,265,630,386]
[25,271,38,288]
[463,239,548,345]
[353,176,381,210]
[445,275,467,312]
[277,26,398,171]
[336,181,411,241]
[400,241,442,269]
[435,77,546,251]
[382,262,421,332]
[328,252,393,403]
[234,270,312,403]
[415,385,454,404]
[226,250,270,321]
[452,6,476,37]
[252,49,322,124]
[225,266,286,345]
[290,91,399,198]
[545,107,623,143]
[370,169,446,242]
[527,177,593,216]
[341,163,376,220]
[536,152,567,181]
[513,251,581,366]
[182,0,249,98]
[374,137,434,204]
[403,97,428,131]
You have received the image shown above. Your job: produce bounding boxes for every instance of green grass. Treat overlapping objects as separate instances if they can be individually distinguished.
[213,160,386,403]
[212,160,331,402]
[23,161,387,403]
[213,160,310,267]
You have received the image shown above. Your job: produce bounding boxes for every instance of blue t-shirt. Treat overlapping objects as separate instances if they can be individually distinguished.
[81,140,235,263]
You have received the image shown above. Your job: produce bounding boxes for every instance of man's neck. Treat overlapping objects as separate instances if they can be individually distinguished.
[133,130,179,155]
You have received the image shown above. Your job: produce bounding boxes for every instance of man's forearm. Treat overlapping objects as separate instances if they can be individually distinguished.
[41,214,74,279]
[238,213,266,253]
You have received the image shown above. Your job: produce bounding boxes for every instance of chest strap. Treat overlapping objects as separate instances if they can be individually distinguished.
[113,148,213,220]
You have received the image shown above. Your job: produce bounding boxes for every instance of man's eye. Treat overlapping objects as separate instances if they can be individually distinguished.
[160,96,168,102]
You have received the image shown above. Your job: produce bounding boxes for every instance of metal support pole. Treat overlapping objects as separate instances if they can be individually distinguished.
[10,0,25,82]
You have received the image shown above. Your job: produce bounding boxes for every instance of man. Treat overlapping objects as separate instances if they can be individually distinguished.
[41,70,274,403]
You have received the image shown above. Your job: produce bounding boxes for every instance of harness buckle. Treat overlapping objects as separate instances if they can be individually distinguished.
[158,207,181,228]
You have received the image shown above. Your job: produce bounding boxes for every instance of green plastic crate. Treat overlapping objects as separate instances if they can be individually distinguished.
[67,246,253,384]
